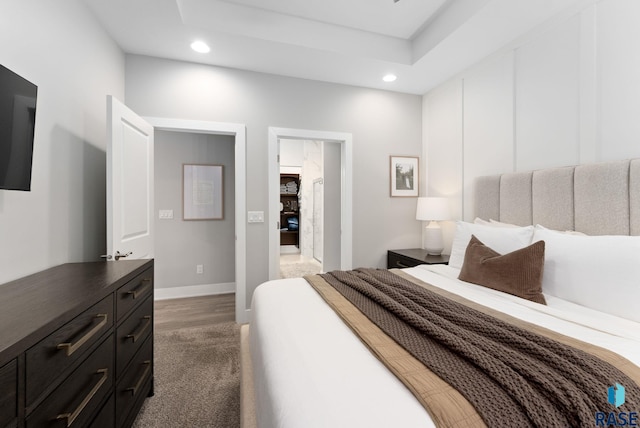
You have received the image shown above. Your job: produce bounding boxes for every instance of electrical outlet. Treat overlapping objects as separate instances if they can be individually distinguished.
[196,264,203,274]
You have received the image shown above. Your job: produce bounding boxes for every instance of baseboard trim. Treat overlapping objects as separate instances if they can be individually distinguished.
[154,282,236,301]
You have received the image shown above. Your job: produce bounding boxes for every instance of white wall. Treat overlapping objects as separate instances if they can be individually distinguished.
[154,131,235,293]
[422,79,463,254]
[0,0,124,284]
[301,141,323,260]
[125,55,423,307]
[515,14,580,171]
[424,0,640,232]
[598,0,640,161]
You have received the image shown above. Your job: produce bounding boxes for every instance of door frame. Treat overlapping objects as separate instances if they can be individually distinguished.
[145,117,248,324]
[268,127,353,279]
[312,178,324,263]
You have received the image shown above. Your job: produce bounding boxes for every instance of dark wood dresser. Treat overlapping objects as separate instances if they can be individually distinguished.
[0,259,154,428]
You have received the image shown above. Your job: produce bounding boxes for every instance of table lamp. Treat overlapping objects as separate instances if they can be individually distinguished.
[416,197,450,255]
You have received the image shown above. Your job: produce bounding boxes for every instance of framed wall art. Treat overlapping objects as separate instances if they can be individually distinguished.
[183,164,224,220]
[390,155,419,197]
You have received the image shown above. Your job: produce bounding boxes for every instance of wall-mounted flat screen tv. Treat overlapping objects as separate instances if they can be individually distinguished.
[0,64,37,191]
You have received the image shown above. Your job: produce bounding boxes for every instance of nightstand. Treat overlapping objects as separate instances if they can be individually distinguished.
[387,249,450,269]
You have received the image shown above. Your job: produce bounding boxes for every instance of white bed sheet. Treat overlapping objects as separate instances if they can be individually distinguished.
[249,265,640,428]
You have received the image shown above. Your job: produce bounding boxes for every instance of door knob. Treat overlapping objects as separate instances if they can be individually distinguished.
[114,251,133,261]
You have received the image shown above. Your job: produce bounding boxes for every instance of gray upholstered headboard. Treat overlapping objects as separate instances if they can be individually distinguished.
[474,159,640,236]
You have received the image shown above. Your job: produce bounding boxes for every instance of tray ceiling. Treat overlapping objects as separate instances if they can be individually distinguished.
[82,0,587,94]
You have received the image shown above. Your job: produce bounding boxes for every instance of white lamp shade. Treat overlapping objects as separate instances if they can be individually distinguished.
[416,197,449,255]
[416,197,450,221]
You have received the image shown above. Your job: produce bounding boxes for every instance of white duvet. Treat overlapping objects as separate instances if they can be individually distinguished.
[249,265,640,428]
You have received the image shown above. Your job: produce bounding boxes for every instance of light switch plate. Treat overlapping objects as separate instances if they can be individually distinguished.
[248,211,264,223]
[159,209,174,219]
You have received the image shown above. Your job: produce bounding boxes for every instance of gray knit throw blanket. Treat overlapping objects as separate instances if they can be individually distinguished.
[320,268,640,428]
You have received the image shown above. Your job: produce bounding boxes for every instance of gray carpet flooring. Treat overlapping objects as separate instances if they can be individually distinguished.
[132,322,241,428]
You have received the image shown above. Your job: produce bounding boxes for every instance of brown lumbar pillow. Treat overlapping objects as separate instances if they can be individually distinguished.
[458,235,546,304]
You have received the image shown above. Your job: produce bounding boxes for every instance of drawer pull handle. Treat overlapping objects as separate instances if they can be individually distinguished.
[126,316,151,343]
[126,278,152,299]
[126,360,151,396]
[395,261,410,268]
[57,314,108,356]
[56,368,108,427]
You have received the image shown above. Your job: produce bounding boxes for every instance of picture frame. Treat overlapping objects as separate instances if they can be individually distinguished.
[390,156,419,197]
[183,164,224,220]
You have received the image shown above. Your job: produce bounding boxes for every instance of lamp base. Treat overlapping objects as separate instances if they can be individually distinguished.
[424,221,444,255]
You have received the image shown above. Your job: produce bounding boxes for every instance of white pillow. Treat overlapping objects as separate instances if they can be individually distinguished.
[473,217,521,228]
[449,221,535,269]
[473,217,491,225]
[532,225,640,323]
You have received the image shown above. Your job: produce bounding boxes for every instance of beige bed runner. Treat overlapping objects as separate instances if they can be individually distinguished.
[305,269,640,428]
[306,273,486,428]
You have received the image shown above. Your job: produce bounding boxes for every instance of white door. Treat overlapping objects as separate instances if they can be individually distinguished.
[106,95,154,260]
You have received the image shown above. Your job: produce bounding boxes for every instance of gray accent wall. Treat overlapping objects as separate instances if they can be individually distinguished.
[0,2,124,284]
[125,54,423,307]
[322,142,341,272]
[154,131,235,290]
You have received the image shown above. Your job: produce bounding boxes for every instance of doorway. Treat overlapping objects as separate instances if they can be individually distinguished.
[278,140,323,278]
[153,130,235,295]
[268,127,353,280]
[145,117,249,324]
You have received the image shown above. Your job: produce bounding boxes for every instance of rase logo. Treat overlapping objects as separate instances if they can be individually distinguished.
[595,383,638,427]
[609,383,626,408]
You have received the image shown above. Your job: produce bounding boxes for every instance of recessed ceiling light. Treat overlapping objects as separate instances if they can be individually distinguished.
[191,40,210,53]
[383,74,397,82]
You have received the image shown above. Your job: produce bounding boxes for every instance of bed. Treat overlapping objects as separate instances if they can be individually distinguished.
[240,158,640,428]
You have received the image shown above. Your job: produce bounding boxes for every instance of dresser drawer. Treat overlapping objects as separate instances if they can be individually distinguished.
[0,359,17,428]
[116,296,153,378]
[88,395,114,428]
[116,269,153,321]
[116,335,152,428]
[27,334,114,428]
[387,250,449,269]
[26,294,114,407]
[387,252,423,268]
